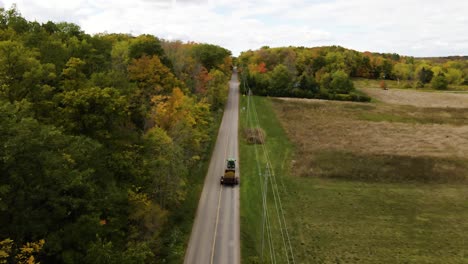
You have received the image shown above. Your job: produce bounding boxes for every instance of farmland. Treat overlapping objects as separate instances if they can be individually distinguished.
[240,89,468,263]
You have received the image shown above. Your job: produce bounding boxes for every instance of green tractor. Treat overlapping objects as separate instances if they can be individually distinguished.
[221,158,239,185]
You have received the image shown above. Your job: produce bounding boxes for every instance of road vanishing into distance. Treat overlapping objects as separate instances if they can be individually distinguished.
[184,71,240,264]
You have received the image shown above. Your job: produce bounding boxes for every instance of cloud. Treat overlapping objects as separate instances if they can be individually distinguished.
[2,0,467,56]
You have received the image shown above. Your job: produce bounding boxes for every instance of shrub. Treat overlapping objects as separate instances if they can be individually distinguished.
[431,73,448,90]
[403,82,413,88]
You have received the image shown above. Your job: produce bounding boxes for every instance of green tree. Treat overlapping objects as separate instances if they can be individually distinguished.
[0,100,112,263]
[393,62,413,82]
[268,64,293,96]
[445,68,463,85]
[55,87,128,139]
[191,44,231,72]
[293,72,318,97]
[431,72,448,90]
[128,34,171,68]
[329,70,354,94]
[0,41,38,102]
[417,66,434,84]
[60,57,86,91]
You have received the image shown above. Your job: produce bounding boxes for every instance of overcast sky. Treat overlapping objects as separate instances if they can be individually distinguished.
[1,0,467,56]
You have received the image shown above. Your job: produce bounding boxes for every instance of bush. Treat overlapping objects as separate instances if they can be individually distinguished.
[431,73,448,90]
[403,82,413,89]
[349,93,371,102]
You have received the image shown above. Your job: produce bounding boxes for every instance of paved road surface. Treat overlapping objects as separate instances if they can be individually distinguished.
[184,72,240,264]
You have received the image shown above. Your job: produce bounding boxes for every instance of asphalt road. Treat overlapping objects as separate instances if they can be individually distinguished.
[184,71,240,264]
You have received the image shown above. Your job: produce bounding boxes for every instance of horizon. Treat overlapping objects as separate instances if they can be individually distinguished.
[1,0,467,57]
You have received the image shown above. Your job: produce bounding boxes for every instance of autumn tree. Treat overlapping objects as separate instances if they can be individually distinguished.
[128,34,172,69]
[207,69,229,110]
[128,55,184,130]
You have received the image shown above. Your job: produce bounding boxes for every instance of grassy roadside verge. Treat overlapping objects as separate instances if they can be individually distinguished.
[239,95,295,263]
[159,110,224,263]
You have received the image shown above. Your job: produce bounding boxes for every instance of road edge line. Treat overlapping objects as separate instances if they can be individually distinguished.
[210,186,223,264]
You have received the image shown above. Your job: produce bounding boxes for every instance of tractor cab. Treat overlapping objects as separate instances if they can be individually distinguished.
[227,158,236,169]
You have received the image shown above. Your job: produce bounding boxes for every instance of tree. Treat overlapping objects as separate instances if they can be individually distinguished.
[207,69,229,110]
[55,87,128,139]
[445,68,463,85]
[128,34,172,69]
[296,72,318,95]
[128,55,182,96]
[127,55,184,130]
[431,72,448,90]
[151,88,212,162]
[191,44,231,72]
[0,41,38,102]
[417,67,434,84]
[60,57,86,91]
[0,101,111,263]
[268,64,293,96]
[329,70,354,94]
[393,63,413,83]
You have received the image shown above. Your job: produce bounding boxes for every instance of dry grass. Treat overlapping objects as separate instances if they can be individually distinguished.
[273,97,468,183]
[243,127,266,144]
[360,87,468,108]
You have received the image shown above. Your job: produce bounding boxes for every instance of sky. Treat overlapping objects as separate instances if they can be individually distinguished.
[1,0,467,57]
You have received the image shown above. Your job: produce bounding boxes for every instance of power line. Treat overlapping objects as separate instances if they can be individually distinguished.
[243,67,296,264]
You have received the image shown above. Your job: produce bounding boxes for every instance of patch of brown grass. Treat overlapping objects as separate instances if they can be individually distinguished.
[272,98,468,183]
[243,127,266,144]
[360,87,468,108]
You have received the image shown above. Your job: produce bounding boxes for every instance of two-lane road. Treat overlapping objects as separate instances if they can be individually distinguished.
[184,72,240,264]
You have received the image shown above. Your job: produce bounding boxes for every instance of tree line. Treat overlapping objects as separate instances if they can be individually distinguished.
[238,45,468,101]
[0,6,231,263]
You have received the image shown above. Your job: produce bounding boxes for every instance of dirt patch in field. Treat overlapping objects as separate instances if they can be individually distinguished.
[360,88,468,108]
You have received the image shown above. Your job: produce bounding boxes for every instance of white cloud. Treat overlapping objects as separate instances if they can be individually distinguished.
[1,0,467,56]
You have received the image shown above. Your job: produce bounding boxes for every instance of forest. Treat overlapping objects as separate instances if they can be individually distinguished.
[0,6,232,263]
[238,45,468,101]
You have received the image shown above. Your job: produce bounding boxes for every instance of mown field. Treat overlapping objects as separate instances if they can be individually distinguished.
[240,91,468,263]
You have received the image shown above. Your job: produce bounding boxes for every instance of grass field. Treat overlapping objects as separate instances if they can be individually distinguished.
[240,94,468,263]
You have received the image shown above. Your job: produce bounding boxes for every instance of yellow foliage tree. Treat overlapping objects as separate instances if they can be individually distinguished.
[0,238,44,264]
